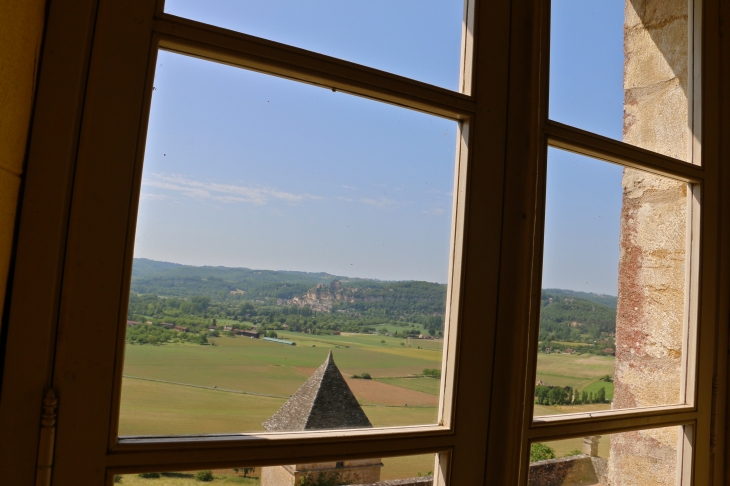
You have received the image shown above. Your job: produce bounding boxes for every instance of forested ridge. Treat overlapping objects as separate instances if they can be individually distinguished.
[131,258,341,300]
[127,259,616,350]
[127,259,448,340]
[538,290,616,353]
[131,258,446,313]
[541,288,617,309]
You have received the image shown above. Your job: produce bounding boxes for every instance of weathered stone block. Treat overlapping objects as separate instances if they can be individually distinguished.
[624,82,689,159]
[608,428,679,486]
[350,477,433,486]
[612,0,690,483]
[528,455,599,486]
[625,0,688,31]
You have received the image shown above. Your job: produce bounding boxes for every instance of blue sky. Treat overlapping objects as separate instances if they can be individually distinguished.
[135,1,627,293]
[165,0,464,90]
[137,52,457,283]
[544,1,625,295]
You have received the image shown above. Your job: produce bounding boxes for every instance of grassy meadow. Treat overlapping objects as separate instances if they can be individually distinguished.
[533,352,614,417]
[120,332,443,437]
[535,352,614,390]
[116,454,436,485]
[120,332,616,478]
[117,472,258,485]
[532,352,615,460]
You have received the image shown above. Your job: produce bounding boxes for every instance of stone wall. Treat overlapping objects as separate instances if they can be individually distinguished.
[350,477,433,486]
[261,465,297,486]
[262,459,383,486]
[528,455,603,486]
[610,0,690,484]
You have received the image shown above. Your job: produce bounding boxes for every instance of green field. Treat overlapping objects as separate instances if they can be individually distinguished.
[117,454,436,485]
[120,333,614,479]
[583,380,614,400]
[121,336,614,433]
[551,341,594,348]
[117,472,258,485]
[535,353,614,390]
[120,333,442,436]
[533,352,614,421]
[376,376,441,396]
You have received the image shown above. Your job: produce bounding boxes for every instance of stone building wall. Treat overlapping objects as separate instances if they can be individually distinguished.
[350,478,433,486]
[261,465,297,486]
[262,458,383,486]
[528,455,604,486]
[609,0,690,484]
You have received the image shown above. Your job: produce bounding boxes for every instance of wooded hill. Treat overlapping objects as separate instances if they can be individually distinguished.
[132,259,446,311]
[131,258,342,300]
[539,290,617,343]
[129,259,616,342]
[541,288,617,309]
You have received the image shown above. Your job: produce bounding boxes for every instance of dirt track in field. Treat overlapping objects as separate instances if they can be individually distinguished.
[292,366,437,406]
[345,377,438,406]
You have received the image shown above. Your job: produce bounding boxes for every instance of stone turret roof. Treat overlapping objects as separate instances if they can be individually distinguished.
[263,351,372,432]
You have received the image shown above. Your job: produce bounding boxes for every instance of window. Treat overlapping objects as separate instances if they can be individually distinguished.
[0,0,726,485]
[535,149,693,420]
[506,0,715,484]
[528,426,687,485]
[119,50,457,437]
[2,0,485,483]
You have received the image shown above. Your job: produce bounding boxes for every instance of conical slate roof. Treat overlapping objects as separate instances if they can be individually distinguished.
[263,351,372,432]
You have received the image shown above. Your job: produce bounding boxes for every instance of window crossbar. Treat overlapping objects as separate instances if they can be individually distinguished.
[545,120,703,183]
[154,14,476,120]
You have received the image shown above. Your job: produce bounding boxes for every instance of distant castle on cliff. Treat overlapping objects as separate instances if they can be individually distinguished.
[278,280,385,314]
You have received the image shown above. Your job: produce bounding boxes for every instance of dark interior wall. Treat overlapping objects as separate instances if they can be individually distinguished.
[0,0,48,389]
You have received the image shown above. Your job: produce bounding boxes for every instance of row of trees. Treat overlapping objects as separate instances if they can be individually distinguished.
[530,443,583,462]
[125,323,208,345]
[539,323,603,343]
[127,289,449,339]
[538,338,616,356]
[534,385,608,406]
[423,368,441,378]
[538,292,616,348]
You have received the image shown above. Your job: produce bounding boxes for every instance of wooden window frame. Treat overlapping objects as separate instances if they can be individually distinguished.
[486,0,728,484]
[0,0,727,485]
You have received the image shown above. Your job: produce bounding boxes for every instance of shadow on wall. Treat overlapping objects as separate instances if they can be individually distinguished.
[625,0,690,137]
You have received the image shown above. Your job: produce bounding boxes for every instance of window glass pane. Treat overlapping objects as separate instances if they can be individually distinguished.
[164,0,465,91]
[114,453,438,485]
[534,148,692,419]
[119,51,457,437]
[529,426,686,485]
[550,0,693,162]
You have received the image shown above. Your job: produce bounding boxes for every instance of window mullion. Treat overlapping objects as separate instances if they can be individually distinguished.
[529,419,697,445]
[545,121,704,183]
[106,431,454,472]
[153,15,476,120]
[530,407,698,442]
[112,425,453,453]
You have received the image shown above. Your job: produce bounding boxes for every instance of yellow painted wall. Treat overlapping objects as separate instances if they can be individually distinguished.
[0,0,47,317]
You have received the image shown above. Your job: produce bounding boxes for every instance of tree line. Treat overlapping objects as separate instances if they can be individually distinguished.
[126,290,439,340]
